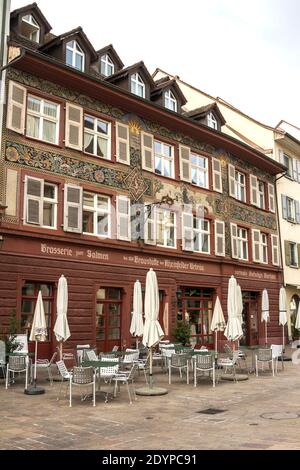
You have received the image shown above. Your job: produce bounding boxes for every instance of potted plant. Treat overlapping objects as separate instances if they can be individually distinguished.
[172,320,191,346]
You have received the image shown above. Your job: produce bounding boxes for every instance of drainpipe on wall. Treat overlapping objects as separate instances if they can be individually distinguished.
[0,0,11,151]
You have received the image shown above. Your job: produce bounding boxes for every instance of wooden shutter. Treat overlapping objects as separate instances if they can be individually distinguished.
[228,164,235,197]
[215,220,225,257]
[212,158,222,193]
[295,200,300,224]
[284,240,291,267]
[63,184,83,233]
[268,183,275,213]
[281,195,288,219]
[271,234,279,266]
[250,174,258,206]
[116,122,130,165]
[65,103,83,150]
[293,159,298,182]
[230,223,238,259]
[182,207,193,251]
[179,145,191,182]
[25,176,42,225]
[144,204,156,245]
[252,229,261,263]
[7,80,26,134]
[116,195,131,241]
[141,131,154,171]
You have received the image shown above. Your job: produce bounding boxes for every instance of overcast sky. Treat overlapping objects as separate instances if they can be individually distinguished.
[10,0,300,127]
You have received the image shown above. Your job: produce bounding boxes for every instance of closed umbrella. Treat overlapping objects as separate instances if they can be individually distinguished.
[261,289,270,346]
[224,275,243,344]
[236,284,244,347]
[130,280,144,348]
[142,268,164,389]
[210,296,226,353]
[54,275,70,359]
[279,286,287,350]
[25,290,47,395]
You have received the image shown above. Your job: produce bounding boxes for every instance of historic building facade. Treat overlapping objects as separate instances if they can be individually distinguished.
[0,4,285,357]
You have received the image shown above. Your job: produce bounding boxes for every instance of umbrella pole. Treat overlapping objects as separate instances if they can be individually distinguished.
[265,322,268,346]
[215,331,217,353]
[59,342,63,361]
[149,347,153,389]
[136,338,139,350]
[283,325,285,353]
[34,340,38,384]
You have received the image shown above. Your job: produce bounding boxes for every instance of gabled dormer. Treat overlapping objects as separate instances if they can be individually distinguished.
[10,2,52,47]
[39,27,98,73]
[106,61,155,100]
[184,103,226,131]
[151,76,187,113]
[96,44,124,78]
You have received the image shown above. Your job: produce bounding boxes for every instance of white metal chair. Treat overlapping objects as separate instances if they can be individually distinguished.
[112,345,119,352]
[85,349,98,361]
[76,344,90,364]
[218,351,240,382]
[5,355,29,389]
[135,352,150,384]
[69,366,96,407]
[255,348,274,377]
[100,357,119,403]
[161,346,175,369]
[271,345,284,374]
[35,351,57,385]
[0,340,6,379]
[11,334,28,355]
[224,343,247,369]
[56,360,72,400]
[168,353,189,384]
[193,354,215,388]
[112,363,138,404]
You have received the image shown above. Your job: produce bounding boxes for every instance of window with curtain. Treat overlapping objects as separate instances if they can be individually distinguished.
[66,40,85,71]
[26,95,59,144]
[82,192,111,237]
[154,140,174,178]
[83,115,111,159]
[191,153,209,188]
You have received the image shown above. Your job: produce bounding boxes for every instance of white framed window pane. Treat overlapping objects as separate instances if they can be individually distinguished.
[97,214,109,236]
[83,192,94,207]
[84,116,94,130]
[66,48,73,66]
[43,202,54,227]
[43,120,56,143]
[155,156,162,174]
[44,184,55,199]
[84,133,94,154]
[27,115,39,139]
[164,160,171,177]
[97,137,108,158]
[97,120,108,134]
[44,101,57,118]
[75,54,83,71]
[28,96,41,113]
[155,141,161,153]
[97,195,109,211]
[83,211,94,233]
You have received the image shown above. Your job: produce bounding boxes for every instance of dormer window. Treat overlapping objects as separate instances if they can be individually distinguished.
[21,14,40,43]
[66,40,85,71]
[130,73,145,98]
[207,112,218,130]
[164,90,177,112]
[101,54,114,77]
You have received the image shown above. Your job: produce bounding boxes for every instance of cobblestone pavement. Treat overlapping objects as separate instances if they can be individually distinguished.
[1,349,300,450]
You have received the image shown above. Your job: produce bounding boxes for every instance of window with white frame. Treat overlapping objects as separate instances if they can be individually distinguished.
[82,192,111,237]
[193,217,210,254]
[100,54,114,76]
[24,176,57,228]
[235,170,246,202]
[261,233,268,264]
[289,242,298,267]
[258,181,265,209]
[26,95,59,144]
[154,140,174,178]
[283,153,292,178]
[130,73,145,98]
[287,197,295,221]
[66,40,85,71]
[164,90,177,112]
[156,208,176,248]
[237,227,248,260]
[191,153,209,188]
[21,14,40,43]
[207,112,218,130]
[84,115,111,159]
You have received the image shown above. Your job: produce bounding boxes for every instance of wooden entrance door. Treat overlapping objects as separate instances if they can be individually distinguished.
[240,292,259,347]
[96,287,122,352]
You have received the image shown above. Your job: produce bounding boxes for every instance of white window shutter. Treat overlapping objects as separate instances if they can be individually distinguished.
[252,229,261,263]
[25,176,43,225]
[117,195,131,241]
[250,174,258,206]
[144,204,156,245]
[179,145,191,182]
[278,149,284,165]
[141,131,154,171]
[116,122,130,165]
[63,184,83,233]
[271,234,279,266]
[7,80,27,134]
[268,183,275,213]
[297,161,300,183]
[292,159,298,182]
[65,103,83,150]
[281,195,288,219]
[215,220,225,257]
[182,208,193,251]
[230,223,238,259]
[295,200,300,224]
[212,158,223,193]
[228,164,235,197]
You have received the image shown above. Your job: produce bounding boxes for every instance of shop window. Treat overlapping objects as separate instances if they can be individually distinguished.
[21,282,53,339]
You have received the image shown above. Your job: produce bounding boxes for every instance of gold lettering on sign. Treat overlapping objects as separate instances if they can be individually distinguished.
[87,250,109,260]
[234,269,276,281]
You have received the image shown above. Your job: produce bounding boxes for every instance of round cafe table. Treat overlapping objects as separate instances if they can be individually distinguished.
[82,360,119,401]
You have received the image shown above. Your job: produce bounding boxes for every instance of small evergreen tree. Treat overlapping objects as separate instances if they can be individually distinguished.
[172,320,191,346]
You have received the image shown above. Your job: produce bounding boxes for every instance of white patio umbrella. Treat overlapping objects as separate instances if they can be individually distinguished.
[224,275,243,345]
[210,296,226,353]
[142,268,164,389]
[130,280,144,348]
[261,289,270,346]
[279,286,287,350]
[236,284,244,347]
[25,290,47,395]
[54,275,70,359]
